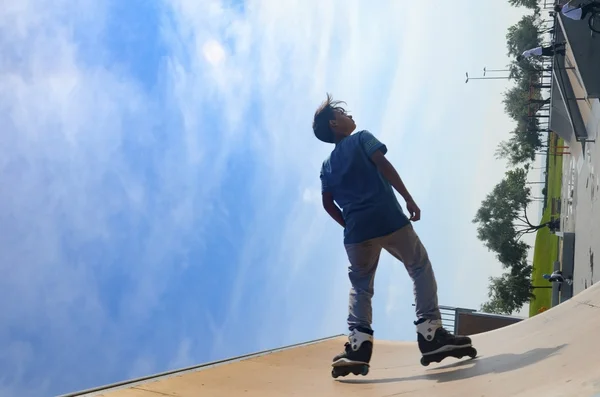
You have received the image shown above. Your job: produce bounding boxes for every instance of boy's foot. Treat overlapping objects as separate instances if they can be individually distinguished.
[415,318,472,356]
[331,328,373,378]
[332,328,373,365]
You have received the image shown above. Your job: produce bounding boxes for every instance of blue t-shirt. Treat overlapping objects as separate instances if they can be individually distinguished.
[320,130,410,244]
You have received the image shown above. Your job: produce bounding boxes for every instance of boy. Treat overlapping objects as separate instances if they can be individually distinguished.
[313,94,472,369]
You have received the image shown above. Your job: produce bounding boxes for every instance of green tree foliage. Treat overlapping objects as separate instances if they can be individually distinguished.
[503,62,546,126]
[506,15,542,59]
[502,82,541,121]
[480,261,535,315]
[508,57,548,82]
[495,122,543,166]
[473,166,560,260]
[496,239,531,267]
[495,137,534,167]
[508,0,541,12]
[472,168,531,267]
[499,34,546,167]
[474,166,562,313]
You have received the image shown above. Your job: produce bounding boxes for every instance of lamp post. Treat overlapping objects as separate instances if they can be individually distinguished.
[483,67,510,76]
[465,72,511,84]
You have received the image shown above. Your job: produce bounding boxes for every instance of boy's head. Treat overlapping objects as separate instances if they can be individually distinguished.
[312,93,356,143]
[553,4,562,12]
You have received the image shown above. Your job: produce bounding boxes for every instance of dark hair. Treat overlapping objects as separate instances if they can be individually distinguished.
[553,4,561,12]
[312,93,347,143]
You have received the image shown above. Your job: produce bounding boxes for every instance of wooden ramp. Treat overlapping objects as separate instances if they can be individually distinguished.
[64,283,600,397]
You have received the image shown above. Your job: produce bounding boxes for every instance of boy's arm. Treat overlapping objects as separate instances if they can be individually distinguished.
[370,150,421,221]
[370,150,414,202]
[322,192,346,228]
[320,167,346,228]
[358,131,416,204]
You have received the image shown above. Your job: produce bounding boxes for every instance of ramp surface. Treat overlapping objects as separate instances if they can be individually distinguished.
[68,284,600,397]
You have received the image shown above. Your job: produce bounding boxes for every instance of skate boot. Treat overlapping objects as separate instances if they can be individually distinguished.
[415,318,477,366]
[331,328,373,378]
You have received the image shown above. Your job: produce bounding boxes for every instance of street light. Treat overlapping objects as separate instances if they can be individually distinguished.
[483,67,510,76]
[465,72,511,83]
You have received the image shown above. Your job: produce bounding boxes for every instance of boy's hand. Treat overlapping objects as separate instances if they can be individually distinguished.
[406,200,421,222]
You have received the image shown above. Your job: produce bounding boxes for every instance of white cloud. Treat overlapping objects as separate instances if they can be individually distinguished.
[168,338,194,369]
[302,187,321,204]
[129,356,157,380]
[202,39,226,66]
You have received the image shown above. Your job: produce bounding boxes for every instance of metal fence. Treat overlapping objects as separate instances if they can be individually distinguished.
[413,304,476,335]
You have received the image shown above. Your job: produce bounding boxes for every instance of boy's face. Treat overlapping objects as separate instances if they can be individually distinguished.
[330,109,356,137]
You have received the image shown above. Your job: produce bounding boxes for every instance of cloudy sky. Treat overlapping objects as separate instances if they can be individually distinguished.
[0,1,543,396]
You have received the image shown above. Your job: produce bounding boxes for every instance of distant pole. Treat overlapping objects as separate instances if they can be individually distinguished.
[483,67,510,76]
[465,72,511,83]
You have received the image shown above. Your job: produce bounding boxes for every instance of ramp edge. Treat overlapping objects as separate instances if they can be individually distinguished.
[57,333,345,397]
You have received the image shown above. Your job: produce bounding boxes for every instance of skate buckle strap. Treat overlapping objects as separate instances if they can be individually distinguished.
[416,319,441,342]
[348,329,374,351]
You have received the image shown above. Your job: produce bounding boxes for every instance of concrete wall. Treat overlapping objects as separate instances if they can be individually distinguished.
[561,232,575,301]
[551,21,589,141]
[558,15,600,98]
[456,312,523,336]
[550,77,576,142]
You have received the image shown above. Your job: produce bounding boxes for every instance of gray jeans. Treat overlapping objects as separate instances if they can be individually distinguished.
[344,223,441,332]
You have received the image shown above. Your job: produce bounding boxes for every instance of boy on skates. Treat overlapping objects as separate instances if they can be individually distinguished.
[312,94,473,374]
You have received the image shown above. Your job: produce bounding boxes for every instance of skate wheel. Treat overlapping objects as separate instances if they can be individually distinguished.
[420,357,430,367]
[350,365,368,376]
[331,369,339,379]
[469,348,477,359]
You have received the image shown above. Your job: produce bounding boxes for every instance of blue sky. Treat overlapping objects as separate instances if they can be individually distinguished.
[0,1,542,396]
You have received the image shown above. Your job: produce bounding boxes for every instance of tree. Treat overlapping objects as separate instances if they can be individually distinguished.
[472,167,530,263]
[502,73,544,122]
[495,138,536,167]
[480,261,535,315]
[496,239,530,267]
[506,14,543,59]
[495,123,543,167]
[503,85,532,121]
[513,210,561,240]
[472,167,560,267]
[507,0,541,12]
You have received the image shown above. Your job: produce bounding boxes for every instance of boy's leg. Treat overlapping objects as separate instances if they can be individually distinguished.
[331,238,381,366]
[379,224,441,321]
[380,224,472,355]
[344,238,383,333]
